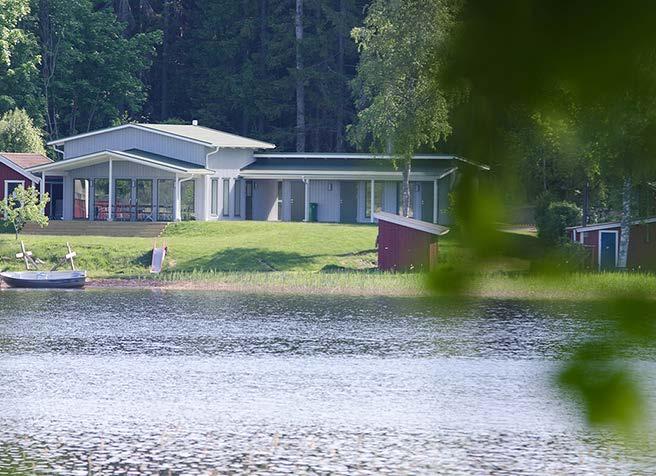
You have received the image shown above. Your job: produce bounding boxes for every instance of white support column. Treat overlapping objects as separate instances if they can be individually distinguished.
[40,173,46,202]
[433,179,438,224]
[304,178,310,222]
[174,175,181,221]
[107,158,113,221]
[370,179,375,223]
[203,175,211,221]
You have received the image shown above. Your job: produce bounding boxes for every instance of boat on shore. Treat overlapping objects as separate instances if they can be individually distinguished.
[0,271,87,289]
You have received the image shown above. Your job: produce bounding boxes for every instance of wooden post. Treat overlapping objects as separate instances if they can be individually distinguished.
[66,242,76,271]
[429,241,438,271]
[19,241,29,270]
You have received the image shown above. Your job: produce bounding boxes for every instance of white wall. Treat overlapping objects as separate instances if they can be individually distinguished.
[308,180,340,222]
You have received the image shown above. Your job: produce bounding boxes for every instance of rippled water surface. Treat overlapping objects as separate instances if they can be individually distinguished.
[0,290,654,475]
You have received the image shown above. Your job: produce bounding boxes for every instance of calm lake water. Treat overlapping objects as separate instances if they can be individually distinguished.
[0,290,654,475]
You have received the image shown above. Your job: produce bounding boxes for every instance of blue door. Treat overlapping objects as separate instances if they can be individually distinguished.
[600,232,617,270]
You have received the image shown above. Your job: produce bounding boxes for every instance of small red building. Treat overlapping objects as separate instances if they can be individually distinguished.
[375,211,449,271]
[0,153,51,200]
[568,217,656,271]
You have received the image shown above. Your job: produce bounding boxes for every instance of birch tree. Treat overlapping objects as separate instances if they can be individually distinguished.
[350,0,455,216]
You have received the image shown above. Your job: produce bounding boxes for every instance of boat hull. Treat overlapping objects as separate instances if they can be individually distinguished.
[0,271,87,289]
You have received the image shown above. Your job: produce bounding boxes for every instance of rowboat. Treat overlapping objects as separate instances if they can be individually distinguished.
[0,271,87,289]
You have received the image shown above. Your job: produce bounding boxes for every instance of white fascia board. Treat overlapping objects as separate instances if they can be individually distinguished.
[570,216,656,233]
[253,152,457,160]
[47,124,214,148]
[29,150,212,175]
[0,154,42,183]
[239,170,449,180]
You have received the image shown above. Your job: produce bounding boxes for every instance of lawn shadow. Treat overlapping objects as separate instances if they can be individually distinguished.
[174,247,317,272]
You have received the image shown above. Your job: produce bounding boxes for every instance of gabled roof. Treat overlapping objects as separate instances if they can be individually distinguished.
[0,152,52,169]
[47,123,276,150]
[28,149,213,175]
[253,152,489,170]
[0,153,50,182]
[374,211,450,236]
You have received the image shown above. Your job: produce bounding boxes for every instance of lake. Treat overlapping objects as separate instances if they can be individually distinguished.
[0,290,653,474]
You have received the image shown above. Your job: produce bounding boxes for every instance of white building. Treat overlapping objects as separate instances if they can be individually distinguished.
[28,123,485,224]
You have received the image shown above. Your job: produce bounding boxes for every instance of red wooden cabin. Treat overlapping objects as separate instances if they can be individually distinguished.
[375,211,449,272]
[0,153,52,200]
[568,217,656,271]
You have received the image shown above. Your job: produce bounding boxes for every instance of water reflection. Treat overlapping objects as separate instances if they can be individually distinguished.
[0,290,653,474]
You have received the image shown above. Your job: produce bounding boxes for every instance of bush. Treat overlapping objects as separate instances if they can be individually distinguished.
[531,241,593,274]
[536,200,582,245]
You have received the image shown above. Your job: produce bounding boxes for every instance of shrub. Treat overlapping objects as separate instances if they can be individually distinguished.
[536,200,582,245]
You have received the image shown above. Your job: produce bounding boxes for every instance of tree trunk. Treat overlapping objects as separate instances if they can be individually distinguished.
[160,0,170,120]
[295,0,305,152]
[618,176,632,269]
[401,160,411,217]
[334,0,345,152]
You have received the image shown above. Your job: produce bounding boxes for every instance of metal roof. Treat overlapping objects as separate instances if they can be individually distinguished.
[47,123,276,150]
[253,152,489,169]
[374,211,450,236]
[28,149,213,175]
[139,124,275,149]
[240,158,458,179]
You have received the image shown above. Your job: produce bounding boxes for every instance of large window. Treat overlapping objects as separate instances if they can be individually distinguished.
[234,180,241,217]
[364,181,384,218]
[136,179,153,221]
[73,179,89,219]
[94,178,109,220]
[114,179,132,221]
[211,178,219,216]
[222,179,230,216]
[181,180,195,220]
[157,179,174,221]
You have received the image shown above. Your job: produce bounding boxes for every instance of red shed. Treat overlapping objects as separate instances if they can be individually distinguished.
[568,217,656,271]
[375,211,449,272]
[0,153,51,200]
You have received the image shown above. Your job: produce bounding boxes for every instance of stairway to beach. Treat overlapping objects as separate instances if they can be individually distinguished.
[22,221,169,238]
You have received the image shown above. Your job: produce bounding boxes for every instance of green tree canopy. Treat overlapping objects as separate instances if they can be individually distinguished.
[0,184,49,239]
[0,108,45,154]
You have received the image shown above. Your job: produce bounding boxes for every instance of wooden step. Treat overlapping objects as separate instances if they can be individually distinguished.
[23,221,169,238]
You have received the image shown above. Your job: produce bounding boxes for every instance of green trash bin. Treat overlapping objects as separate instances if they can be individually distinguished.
[309,202,318,222]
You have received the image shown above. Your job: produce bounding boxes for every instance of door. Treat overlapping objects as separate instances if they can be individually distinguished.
[340,181,358,223]
[290,180,305,222]
[421,182,434,222]
[245,180,253,220]
[114,179,132,221]
[136,179,153,221]
[600,231,618,270]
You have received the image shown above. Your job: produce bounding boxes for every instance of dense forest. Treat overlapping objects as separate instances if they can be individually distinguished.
[1,0,655,221]
[1,0,367,152]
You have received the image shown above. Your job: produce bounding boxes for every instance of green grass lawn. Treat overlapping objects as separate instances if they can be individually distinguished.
[0,221,389,277]
[1,220,655,299]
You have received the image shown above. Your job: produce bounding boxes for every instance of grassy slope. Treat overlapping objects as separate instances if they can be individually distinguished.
[1,221,655,299]
[0,222,390,277]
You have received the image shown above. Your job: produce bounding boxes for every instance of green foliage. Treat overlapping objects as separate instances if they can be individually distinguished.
[0,0,41,121]
[350,0,454,158]
[0,184,48,239]
[535,200,581,245]
[37,0,162,140]
[0,108,45,154]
